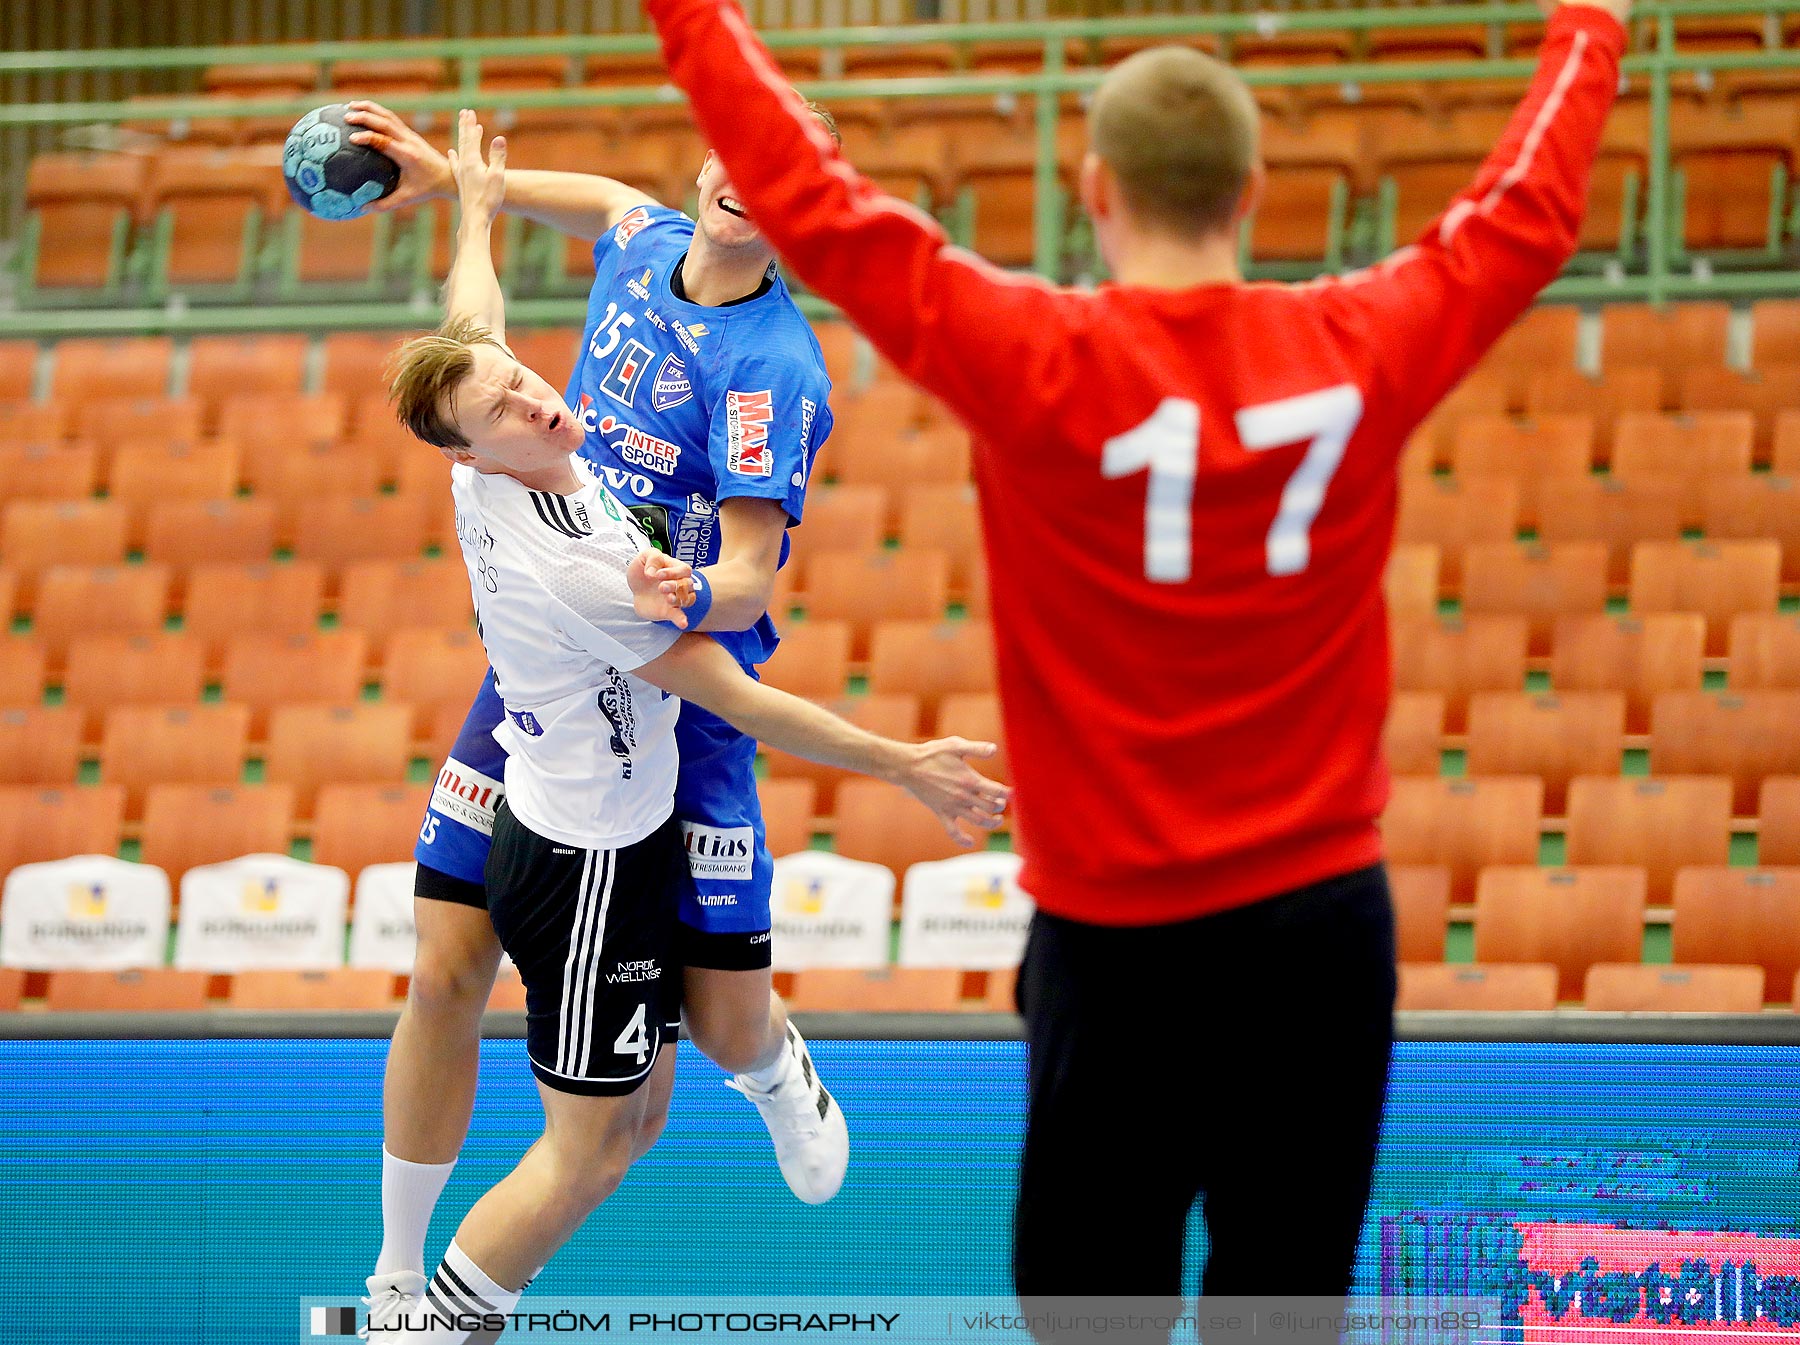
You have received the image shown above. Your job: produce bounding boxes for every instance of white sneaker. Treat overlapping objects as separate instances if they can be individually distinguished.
[726,1022,848,1204]
[361,1269,426,1337]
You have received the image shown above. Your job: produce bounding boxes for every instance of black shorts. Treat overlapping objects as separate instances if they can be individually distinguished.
[483,800,686,1097]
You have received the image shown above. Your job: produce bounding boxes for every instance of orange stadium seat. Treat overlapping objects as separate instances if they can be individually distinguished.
[286,494,438,572]
[49,336,172,402]
[1582,963,1764,1013]
[181,563,326,665]
[335,558,474,649]
[1753,299,1800,366]
[1473,866,1647,1000]
[795,486,890,569]
[322,332,415,402]
[1611,411,1755,501]
[1777,413,1800,476]
[1466,691,1625,814]
[31,565,171,663]
[1248,118,1360,263]
[61,634,205,738]
[312,782,431,877]
[833,777,978,877]
[0,343,35,403]
[139,784,294,886]
[760,621,852,699]
[758,778,817,861]
[1728,614,1800,689]
[1552,613,1705,733]
[807,321,859,393]
[1565,775,1733,902]
[1384,692,1447,777]
[867,621,996,725]
[0,400,72,444]
[1,500,130,597]
[898,485,982,592]
[1671,103,1798,251]
[783,967,973,1013]
[1390,615,1529,732]
[938,693,1010,788]
[0,443,100,504]
[0,639,47,708]
[1600,302,1731,381]
[1629,540,1781,656]
[381,628,487,742]
[1449,415,1594,527]
[1378,116,1494,248]
[0,785,125,872]
[262,703,413,815]
[834,427,972,502]
[24,152,144,290]
[1407,369,1515,469]
[502,330,581,394]
[227,968,396,1011]
[1681,365,1800,460]
[293,207,386,285]
[763,695,921,812]
[145,145,287,286]
[143,499,278,576]
[1524,366,1663,459]
[487,963,528,1012]
[1384,545,1442,619]
[834,120,950,216]
[1388,866,1451,963]
[1397,963,1559,1011]
[1395,477,1520,589]
[44,969,212,1012]
[1536,475,1685,585]
[100,703,250,819]
[200,61,317,98]
[220,631,369,736]
[74,396,205,452]
[1672,866,1800,1000]
[830,383,932,449]
[107,441,241,542]
[0,968,22,1010]
[1381,776,1544,902]
[247,444,386,510]
[804,549,951,657]
[1460,542,1608,656]
[1760,778,1800,866]
[186,334,308,407]
[1702,476,1800,582]
[0,706,83,786]
[1649,691,1800,815]
[1481,306,1582,389]
[216,393,348,455]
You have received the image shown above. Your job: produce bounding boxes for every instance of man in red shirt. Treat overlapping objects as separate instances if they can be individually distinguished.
[645,0,1629,1304]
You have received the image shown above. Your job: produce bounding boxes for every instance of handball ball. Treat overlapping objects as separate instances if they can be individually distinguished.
[282,103,400,220]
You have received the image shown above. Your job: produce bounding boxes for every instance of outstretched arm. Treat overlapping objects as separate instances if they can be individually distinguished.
[635,633,1011,845]
[346,100,658,240]
[441,109,509,338]
[643,0,1069,449]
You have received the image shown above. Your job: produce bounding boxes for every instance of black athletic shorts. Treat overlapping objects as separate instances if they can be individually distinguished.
[483,799,686,1097]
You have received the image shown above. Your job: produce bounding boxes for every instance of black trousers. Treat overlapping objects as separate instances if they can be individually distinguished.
[1012,863,1396,1311]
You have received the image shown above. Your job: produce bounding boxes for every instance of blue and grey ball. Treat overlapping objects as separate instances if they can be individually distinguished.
[282,103,400,221]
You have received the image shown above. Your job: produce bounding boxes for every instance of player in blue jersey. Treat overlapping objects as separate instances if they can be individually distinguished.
[346,101,848,1317]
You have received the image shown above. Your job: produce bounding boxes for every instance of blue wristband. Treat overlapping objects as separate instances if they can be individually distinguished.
[659,570,713,633]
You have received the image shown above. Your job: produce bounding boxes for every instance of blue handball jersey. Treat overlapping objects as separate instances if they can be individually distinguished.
[566,203,834,674]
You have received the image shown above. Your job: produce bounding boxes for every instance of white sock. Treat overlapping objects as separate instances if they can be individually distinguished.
[375,1149,457,1277]
[739,1029,794,1090]
[418,1239,522,1342]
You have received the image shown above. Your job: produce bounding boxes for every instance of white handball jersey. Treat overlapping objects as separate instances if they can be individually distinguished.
[451,456,682,851]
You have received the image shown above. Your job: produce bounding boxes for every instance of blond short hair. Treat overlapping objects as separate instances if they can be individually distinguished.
[386,315,511,450]
[1090,46,1259,239]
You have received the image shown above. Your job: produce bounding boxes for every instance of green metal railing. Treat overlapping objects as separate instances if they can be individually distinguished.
[2,1,1798,336]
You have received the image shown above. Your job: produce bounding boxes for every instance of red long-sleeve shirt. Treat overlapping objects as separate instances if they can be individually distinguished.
[648,0,1625,926]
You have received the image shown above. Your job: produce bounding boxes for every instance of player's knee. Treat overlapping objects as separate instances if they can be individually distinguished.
[684,1003,774,1075]
[629,1102,670,1162]
[546,1125,639,1212]
[408,939,495,1017]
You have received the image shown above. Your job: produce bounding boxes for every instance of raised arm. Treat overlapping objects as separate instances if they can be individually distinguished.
[346,100,658,240]
[442,109,508,337]
[635,633,1011,845]
[1320,0,1628,433]
[644,0,1069,447]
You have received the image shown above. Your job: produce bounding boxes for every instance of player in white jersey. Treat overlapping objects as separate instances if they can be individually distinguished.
[372,121,1009,1343]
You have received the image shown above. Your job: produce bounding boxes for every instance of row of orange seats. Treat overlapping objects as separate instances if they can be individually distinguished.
[0,966,441,1014]
[1396,961,1792,1013]
[1389,862,1800,990]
